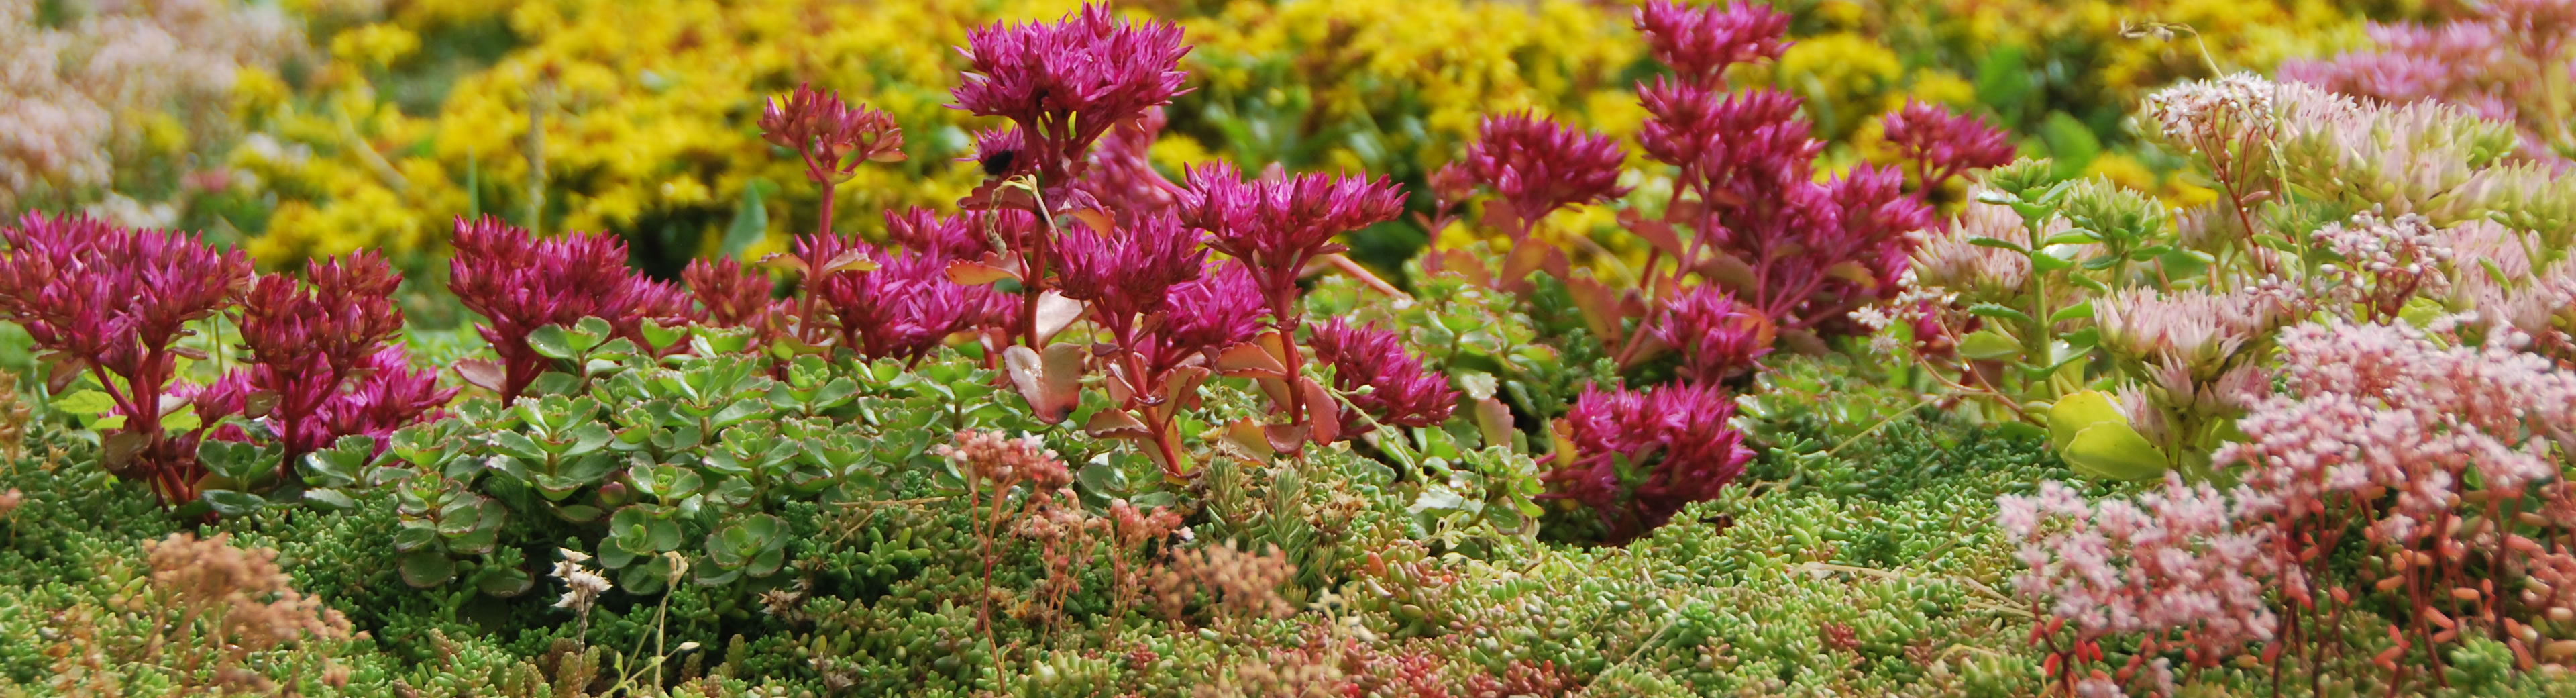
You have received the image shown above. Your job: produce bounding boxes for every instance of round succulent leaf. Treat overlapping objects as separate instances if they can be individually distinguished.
[398,550,457,588]
[2064,422,2171,482]
[2045,390,2126,452]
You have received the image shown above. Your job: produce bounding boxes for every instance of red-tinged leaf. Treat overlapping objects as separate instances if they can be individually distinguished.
[1546,417,1579,461]
[1067,208,1115,234]
[1161,366,1212,409]
[243,391,281,419]
[102,431,144,470]
[1083,409,1152,440]
[1667,196,1707,224]
[1003,344,1086,423]
[1436,249,1491,287]
[1263,423,1310,455]
[1255,375,1293,415]
[946,259,1020,286]
[1697,250,1760,296]
[1564,275,1625,342]
[1617,333,1672,370]
[1212,342,1286,378]
[1702,187,1748,209]
[1620,209,1688,261]
[818,249,879,276]
[1104,366,1138,405]
[1499,244,1550,292]
[1479,199,1526,236]
[867,150,908,163]
[1033,291,1085,343]
[1299,377,1339,445]
[1539,246,1570,281]
[1473,397,1513,449]
[169,346,209,360]
[755,253,810,276]
[456,360,507,393]
[1208,419,1275,462]
[46,358,78,393]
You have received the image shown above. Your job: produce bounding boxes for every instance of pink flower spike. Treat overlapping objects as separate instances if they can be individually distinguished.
[759,83,905,184]
[1633,0,1792,87]
[951,3,1191,186]
[1878,101,2017,191]
[1306,319,1458,434]
[0,213,252,506]
[449,215,696,401]
[1543,381,1754,540]
[682,258,780,333]
[1054,212,1208,345]
[1649,285,1774,384]
[1149,261,1269,375]
[1174,161,1407,317]
[1463,111,1631,236]
[798,233,1012,362]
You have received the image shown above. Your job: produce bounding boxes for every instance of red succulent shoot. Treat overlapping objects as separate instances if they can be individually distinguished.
[1462,111,1631,237]
[1306,319,1459,435]
[1633,0,1792,88]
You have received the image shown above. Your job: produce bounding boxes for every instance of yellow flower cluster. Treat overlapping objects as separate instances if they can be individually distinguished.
[1176,0,1642,175]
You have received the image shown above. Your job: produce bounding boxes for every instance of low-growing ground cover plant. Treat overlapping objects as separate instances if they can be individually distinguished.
[13,1,2576,697]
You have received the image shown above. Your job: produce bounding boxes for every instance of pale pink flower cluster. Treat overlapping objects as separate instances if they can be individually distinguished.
[1905,187,2082,297]
[2000,477,2279,668]
[2312,212,2455,320]
[2141,73,2277,154]
[2092,287,2292,379]
[0,0,299,208]
[2445,219,2576,351]
[935,429,1074,492]
[2221,319,2576,542]
[2267,78,2528,224]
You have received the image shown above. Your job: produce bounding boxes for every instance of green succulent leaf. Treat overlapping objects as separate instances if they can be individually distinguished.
[2064,422,2171,481]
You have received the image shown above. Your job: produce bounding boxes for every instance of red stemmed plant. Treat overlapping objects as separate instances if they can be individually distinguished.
[219,251,453,473]
[759,83,905,238]
[949,4,1193,349]
[0,213,252,507]
[1175,162,1408,451]
[1053,213,1210,476]
[447,215,696,403]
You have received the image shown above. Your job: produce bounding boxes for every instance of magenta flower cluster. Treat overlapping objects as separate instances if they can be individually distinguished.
[1053,213,1207,344]
[449,215,695,401]
[951,4,1191,187]
[795,231,1012,364]
[1305,319,1460,434]
[1631,0,1791,88]
[681,257,780,335]
[1144,262,1269,377]
[223,251,452,465]
[1543,381,1754,540]
[1175,162,1407,319]
[0,213,452,509]
[1878,100,2019,191]
[1649,285,1772,385]
[0,213,251,504]
[1458,111,1630,236]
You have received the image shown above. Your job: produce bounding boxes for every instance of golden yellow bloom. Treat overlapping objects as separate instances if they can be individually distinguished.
[329,23,421,68]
